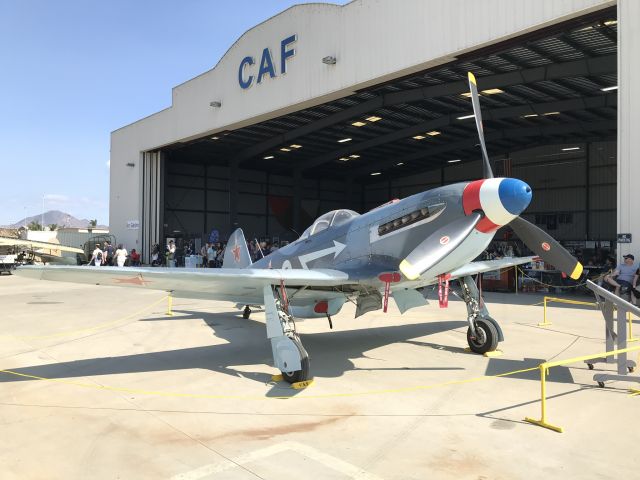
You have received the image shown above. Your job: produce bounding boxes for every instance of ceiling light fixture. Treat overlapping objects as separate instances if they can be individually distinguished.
[447,159,461,163]
[562,147,580,151]
[523,114,539,118]
[543,112,560,116]
[349,154,360,158]
[604,20,617,26]
[413,135,426,140]
[211,136,220,140]
[366,116,382,122]
[370,172,381,176]
[457,114,475,120]
[426,131,441,136]
[482,88,504,95]
[264,155,274,160]
[601,85,618,92]
[338,137,352,143]
[396,162,404,166]
[280,148,291,152]
[290,144,302,149]
[338,157,350,161]
[352,121,367,127]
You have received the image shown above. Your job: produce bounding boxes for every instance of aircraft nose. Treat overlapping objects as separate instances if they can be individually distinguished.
[498,178,532,215]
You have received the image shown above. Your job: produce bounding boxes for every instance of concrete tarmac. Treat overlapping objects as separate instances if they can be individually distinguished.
[1,273,638,479]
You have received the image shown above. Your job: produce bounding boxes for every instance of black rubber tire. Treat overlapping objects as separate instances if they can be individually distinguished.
[281,337,310,384]
[242,306,251,319]
[467,318,499,354]
[628,366,635,373]
[588,364,594,370]
[598,381,605,388]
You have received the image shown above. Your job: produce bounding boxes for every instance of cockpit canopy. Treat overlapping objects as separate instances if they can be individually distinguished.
[299,209,360,239]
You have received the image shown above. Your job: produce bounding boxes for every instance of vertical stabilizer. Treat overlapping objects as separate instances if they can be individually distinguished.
[223,228,252,268]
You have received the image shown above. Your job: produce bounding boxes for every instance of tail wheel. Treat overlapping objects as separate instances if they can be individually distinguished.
[242,306,251,319]
[281,336,310,384]
[467,318,499,354]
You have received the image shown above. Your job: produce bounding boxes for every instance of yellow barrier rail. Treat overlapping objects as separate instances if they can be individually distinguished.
[539,296,598,327]
[524,345,640,433]
[538,296,639,342]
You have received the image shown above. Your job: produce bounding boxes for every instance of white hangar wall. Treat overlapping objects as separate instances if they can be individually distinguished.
[111,0,615,252]
[617,0,640,258]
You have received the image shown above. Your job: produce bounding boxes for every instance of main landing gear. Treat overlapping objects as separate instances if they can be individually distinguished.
[459,275,503,354]
[263,285,310,383]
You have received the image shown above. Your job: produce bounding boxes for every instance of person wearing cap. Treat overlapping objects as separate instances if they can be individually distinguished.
[605,254,637,297]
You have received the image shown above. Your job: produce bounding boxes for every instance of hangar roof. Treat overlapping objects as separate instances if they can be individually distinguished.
[164,7,617,183]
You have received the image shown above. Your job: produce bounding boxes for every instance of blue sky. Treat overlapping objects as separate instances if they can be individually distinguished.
[0,0,347,226]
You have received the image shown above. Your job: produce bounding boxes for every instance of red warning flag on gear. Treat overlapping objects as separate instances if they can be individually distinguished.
[438,273,451,308]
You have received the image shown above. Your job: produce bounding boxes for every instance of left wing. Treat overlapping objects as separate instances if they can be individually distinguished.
[14,265,358,305]
[449,256,536,280]
[0,237,84,254]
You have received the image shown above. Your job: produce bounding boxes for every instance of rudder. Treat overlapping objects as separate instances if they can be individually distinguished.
[223,228,253,268]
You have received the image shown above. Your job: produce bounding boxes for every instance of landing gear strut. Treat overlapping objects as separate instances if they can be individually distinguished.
[243,306,251,319]
[459,275,503,354]
[263,285,310,383]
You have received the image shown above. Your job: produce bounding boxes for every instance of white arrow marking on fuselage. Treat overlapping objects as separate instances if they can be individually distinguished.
[298,241,346,269]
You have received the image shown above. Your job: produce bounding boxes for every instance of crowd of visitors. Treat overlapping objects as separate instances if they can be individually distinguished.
[86,236,292,269]
[88,240,140,267]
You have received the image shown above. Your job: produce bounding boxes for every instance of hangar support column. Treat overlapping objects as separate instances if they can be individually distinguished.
[617,0,640,259]
[293,170,302,234]
[229,163,239,235]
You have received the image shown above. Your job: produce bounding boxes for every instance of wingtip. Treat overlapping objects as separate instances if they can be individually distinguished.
[468,71,477,85]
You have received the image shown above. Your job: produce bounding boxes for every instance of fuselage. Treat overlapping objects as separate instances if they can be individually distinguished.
[252,177,531,289]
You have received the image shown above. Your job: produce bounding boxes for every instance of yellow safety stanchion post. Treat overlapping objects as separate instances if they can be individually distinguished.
[538,297,597,327]
[525,365,563,433]
[166,291,173,317]
[525,345,640,433]
[628,312,639,343]
[540,296,551,326]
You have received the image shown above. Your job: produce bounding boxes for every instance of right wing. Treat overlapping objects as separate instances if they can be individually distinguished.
[14,265,358,304]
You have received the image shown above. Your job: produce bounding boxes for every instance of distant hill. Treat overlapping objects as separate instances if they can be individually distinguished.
[6,210,108,229]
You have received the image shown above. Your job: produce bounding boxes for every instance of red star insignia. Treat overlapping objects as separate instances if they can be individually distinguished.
[232,244,241,262]
[113,275,150,286]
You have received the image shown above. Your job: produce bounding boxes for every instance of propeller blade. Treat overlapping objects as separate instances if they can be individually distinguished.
[509,216,583,280]
[467,72,494,179]
[400,212,482,280]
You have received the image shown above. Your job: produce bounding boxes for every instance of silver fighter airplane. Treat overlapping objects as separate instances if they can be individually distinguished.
[15,73,583,383]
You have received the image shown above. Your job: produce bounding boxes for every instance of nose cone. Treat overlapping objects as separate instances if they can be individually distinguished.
[498,178,532,215]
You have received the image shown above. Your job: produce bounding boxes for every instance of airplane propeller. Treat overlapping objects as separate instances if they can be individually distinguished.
[467,72,494,180]
[399,72,584,281]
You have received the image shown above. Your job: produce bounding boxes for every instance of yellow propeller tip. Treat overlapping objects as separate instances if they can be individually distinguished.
[569,262,583,280]
[468,72,477,85]
[399,260,421,280]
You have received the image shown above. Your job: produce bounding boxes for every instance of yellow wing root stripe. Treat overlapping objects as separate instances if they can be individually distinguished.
[399,259,420,281]
[468,71,477,85]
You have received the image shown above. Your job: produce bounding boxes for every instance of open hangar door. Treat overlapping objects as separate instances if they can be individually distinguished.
[158,8,616,263]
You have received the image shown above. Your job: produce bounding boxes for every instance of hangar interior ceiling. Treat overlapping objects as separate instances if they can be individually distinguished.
[161,7,617,243]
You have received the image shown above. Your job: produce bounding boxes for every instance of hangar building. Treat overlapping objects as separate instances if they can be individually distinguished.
[110,0,638,264]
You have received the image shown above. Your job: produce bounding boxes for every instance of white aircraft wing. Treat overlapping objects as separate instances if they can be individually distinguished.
[14,265,357,304]
[0,237,84,254]
[449,256,537,280]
